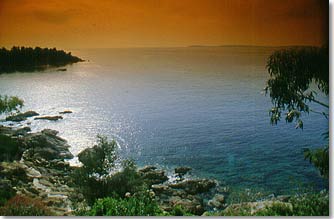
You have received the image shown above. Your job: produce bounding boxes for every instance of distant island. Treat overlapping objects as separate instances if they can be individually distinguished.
[0,46,83,73]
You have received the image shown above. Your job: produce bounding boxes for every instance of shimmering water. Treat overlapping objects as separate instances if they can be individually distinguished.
[0,47,328,194]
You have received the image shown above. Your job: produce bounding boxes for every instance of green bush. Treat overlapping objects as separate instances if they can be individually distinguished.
[219,191,329,216]
[0,135,22,162]
[0,180,15,206]
[0,195,51,216]
[80,191,161,216]
[288,191,329,216]
[167,205,194,216]
[78,135,117,176]
[73,136,148,205]
[0,95,23,114]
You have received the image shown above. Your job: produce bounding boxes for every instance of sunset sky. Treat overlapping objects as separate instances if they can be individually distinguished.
[0,0,328,49]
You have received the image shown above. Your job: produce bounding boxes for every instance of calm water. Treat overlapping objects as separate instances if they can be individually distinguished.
[0,47,328,194]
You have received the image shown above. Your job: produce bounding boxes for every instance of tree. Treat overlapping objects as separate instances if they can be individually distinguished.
[265,46,329,178]
[0,95,23,115]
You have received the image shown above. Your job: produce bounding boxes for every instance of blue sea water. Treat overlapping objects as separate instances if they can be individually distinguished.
[0,47,328,194]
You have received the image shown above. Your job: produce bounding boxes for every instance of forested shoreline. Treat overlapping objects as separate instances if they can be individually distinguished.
[0,47,83,73]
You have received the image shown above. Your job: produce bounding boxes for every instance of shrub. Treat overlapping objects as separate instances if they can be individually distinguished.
[0,195,51,216]
[168,205,194,216]
[0,180,15,206]
[78,135,117,176]
[219,191,329,216]
[289,191,329,216]
[0,95,23,114]
[81,191,161,216]
[73,136,148,205]
[0,135,22,162]
[74,159,146,205]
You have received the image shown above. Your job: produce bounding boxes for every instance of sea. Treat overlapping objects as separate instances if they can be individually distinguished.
[0,46,328,195]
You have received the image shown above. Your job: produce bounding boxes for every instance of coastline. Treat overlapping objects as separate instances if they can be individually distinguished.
[0,112,328,216]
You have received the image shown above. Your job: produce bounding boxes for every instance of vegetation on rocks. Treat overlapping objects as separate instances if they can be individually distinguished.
[0,195,51,216]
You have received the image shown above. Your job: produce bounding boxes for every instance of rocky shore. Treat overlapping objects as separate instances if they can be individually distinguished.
[0,124,226,215]
[1,111,324,216]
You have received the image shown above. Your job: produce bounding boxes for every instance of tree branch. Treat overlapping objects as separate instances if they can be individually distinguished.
[303,96,329,108]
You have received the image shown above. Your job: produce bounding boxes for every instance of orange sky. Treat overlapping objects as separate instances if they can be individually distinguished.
[0,0,328,49]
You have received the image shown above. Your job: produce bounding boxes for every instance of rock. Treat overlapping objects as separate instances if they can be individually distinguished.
[13,127,31,136]
[34,116,63,121]
[175,166,191,175]
[23,129,73,160]
[169,179,216,195]
[42,129,59,136]
[169,196,204,215]
[5,111,39,122]
[59,110,72,114]
[140,169,168,185]
[57,68,67,72]
[208,194,225,209]
[26,166,42,178]
[138,165,157,173]
[151,184,171,195]
[0,161,30,184]
[125,192,131,198]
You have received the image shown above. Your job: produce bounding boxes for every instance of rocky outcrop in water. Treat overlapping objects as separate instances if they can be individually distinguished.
[34,116,63,121]
[5,111,39,122]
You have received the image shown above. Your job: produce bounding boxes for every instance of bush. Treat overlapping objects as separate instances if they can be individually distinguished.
[0,135,22,162]
[80,191,161,216]
[288,191,329,216]
[168,205,194,216]
[0,180,15,206]
[0,95,23,114]
[0,195,51,216]
[73,136,148,205]
[219,191,329,216]
[78,135,117,176]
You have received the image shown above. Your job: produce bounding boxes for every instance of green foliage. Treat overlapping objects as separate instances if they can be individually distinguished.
[73,136,147,205]
[265,47,329,179]
[0,195,51,216]
[0,181,15,206]
[304,145,329,179]
[288,191,329,216]
[0,46,83,73]
[0,134,22,162]
[79,191,161,216]
[265,46,328,128]
[168,205,194,216]
[103,160,146,198]
[0,95,23,115]
[218,191,329,216]
[78,135,117,176]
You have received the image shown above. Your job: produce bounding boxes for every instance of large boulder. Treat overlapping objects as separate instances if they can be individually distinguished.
[169,179,216,195]
[23,129,73,160]
[167,195,204,215]
[5,111,39,122]
[0,126,31,137]
[139,167,168,186]
[175,167,191,175]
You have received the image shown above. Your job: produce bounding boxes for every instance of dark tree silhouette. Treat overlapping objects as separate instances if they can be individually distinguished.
[265,46,329,178]
[0,46,83,73]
